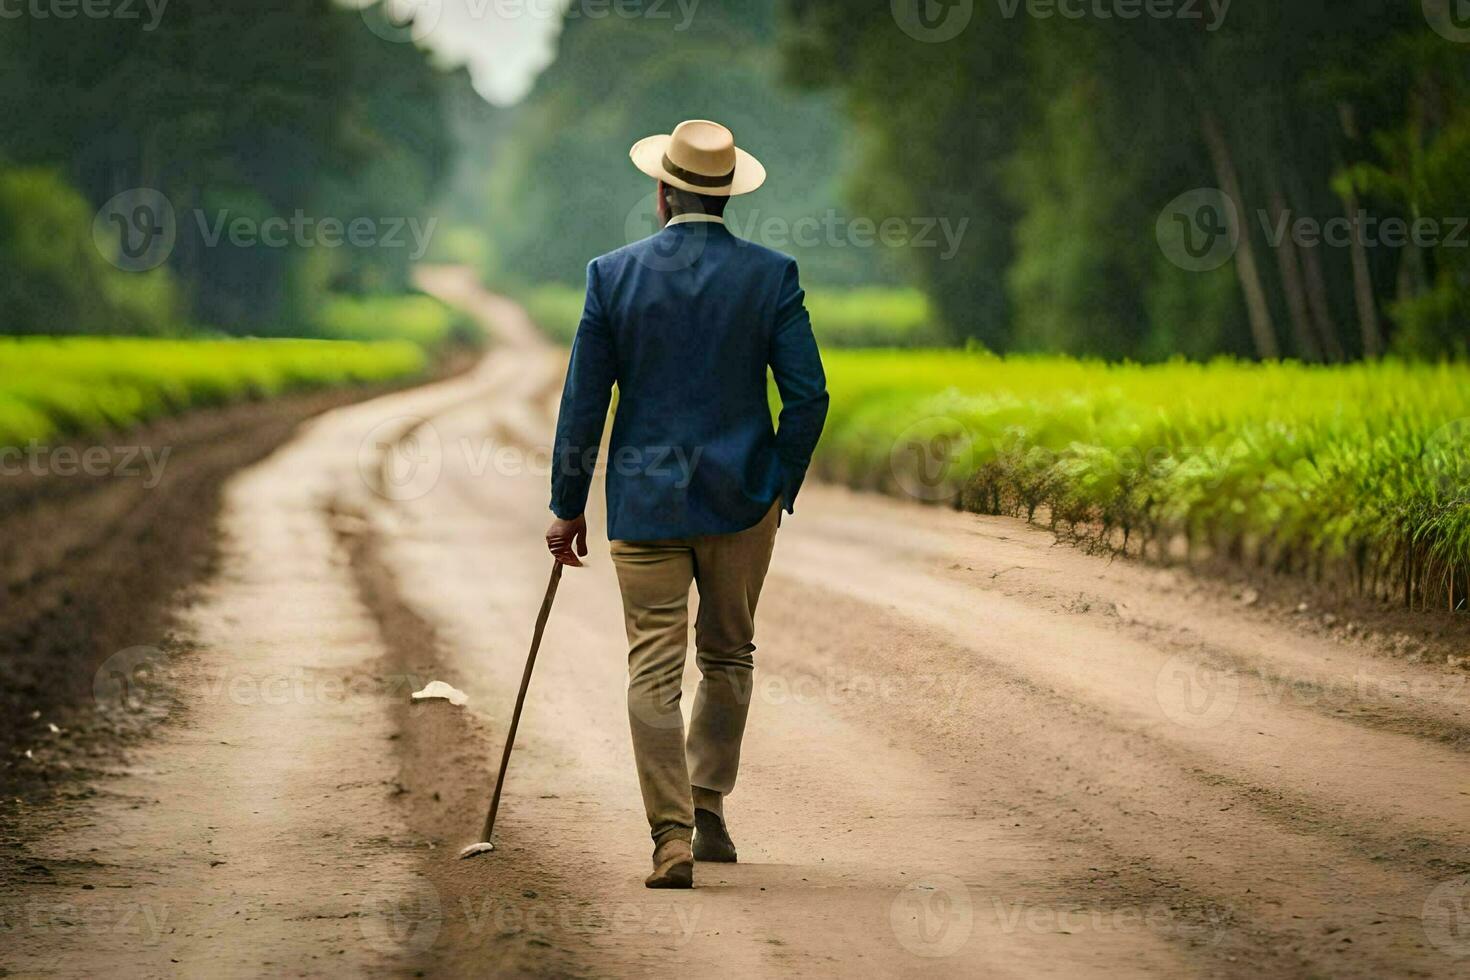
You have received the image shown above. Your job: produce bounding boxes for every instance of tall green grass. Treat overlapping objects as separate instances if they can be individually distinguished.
[803,288,938,347]
[310,294,481,349]
[0,337,426,447]
[814,352,1470,612]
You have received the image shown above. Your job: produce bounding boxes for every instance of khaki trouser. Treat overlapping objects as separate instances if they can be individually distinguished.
[610,501,780,845]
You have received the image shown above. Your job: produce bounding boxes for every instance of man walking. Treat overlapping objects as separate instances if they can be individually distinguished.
[545,119,828,888]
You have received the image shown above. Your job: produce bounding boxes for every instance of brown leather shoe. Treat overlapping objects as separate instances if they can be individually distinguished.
[692,807,737,863]
[645,837,694,889]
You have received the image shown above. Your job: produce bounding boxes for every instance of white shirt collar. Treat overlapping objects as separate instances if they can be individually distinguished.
[665,213,725,227]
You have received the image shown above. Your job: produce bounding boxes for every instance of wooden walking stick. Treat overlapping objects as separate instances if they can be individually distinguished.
[459,560,564,858]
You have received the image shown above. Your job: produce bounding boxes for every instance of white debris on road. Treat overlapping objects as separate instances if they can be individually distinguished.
[411,680,469,706]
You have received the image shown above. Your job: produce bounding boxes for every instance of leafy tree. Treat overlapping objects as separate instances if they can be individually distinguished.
[783,0,1470,360]
[783,0,1028,348]
[0,168,180,334]
[0,0,458,334]
[476,0,902,292]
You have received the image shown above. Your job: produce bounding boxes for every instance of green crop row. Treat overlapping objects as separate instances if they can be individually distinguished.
[0,336,426,448]
[308,294,482,350]
[803,288,938,347]
[811,351,1470,612]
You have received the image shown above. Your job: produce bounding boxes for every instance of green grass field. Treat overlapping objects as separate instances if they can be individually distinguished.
[0,336,426,447]
[813,352,1470,611]
[516,280,1468,610]
[310,294,481,350]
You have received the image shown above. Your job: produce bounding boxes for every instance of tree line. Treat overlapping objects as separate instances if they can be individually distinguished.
[470,0,906,295]
[0,0,461,336]
[782,0,1470,359]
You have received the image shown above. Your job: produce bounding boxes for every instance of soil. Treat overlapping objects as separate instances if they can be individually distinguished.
[1,385,408,796]
[2,269,1466,978]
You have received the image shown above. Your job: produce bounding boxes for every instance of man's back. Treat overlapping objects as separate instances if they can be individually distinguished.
[544,118,828,888]
[550,217,828,541]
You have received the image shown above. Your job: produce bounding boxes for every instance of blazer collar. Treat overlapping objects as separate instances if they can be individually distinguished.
[664,213,725,228]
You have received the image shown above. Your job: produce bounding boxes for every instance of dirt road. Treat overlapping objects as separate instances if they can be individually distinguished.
[5,267,1467,978]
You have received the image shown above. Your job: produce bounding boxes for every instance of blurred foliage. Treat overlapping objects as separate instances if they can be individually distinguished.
[783,0,1470,359]
[308,293,482,350]
[0,168,182,335]
[0,336,425,447]
[471,0,905,291]
[4,0,1465,363]
[1338,36,1470,361]
[518,284,587,346]
[815,351,1470,608]
[804,286,938,347]
[0,0,460,335]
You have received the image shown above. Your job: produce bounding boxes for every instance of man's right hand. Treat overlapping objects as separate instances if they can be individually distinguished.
[546,514,589,567]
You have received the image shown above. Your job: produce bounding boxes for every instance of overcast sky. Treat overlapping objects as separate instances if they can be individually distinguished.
[347,0,567,105]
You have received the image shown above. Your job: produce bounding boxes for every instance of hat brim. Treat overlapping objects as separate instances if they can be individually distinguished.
[629,134,766,197]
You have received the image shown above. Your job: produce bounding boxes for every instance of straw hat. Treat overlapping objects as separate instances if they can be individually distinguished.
[629,119,766,196]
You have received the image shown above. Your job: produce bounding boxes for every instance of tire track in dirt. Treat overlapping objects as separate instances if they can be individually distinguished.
[6,268,1466,978]
[756,570,1459,975]
[392,268,1467,978]
[0,389,392,769]
[351,267,1200,977]
[328,493,594,979]
[0,361,479,977]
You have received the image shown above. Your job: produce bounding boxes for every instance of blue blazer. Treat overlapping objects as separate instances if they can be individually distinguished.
[550,219,829,542]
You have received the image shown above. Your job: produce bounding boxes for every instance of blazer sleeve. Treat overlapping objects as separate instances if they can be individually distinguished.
[768,257,829,513]
[550,260,616,520]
